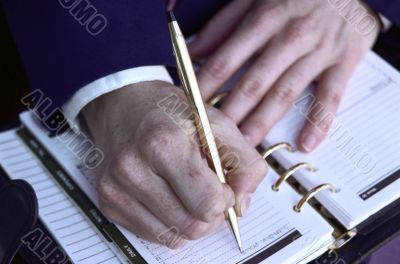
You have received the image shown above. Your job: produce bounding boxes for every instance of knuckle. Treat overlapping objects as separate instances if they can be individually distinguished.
[112,152,135,183]
[289,69,306,84]
[317,116,333,134]
[315,42,340,65]
[327,90,342,107]
[249,2,282,30]
[98,178,114,204]
[204,56,229,80]
[249,119,270,135]
[195,188,225,222]
[182,219,207,240]
[238,79,264,100]
[284,17,314,43]
[249,8,267,29]
[144,125,180,162]
[271,83,297,105]
[253,158,268,179]
[315,38,332,53]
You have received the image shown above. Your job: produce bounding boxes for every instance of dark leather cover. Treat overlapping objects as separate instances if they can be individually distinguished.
[0,178,38,264]
[310,197,400,264]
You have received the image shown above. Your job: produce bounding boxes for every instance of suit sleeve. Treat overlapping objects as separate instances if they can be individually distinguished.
[365,0,400,27]
[1,0,175,106]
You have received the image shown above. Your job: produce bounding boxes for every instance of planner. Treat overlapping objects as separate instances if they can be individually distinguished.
[262,51,400,230]
[0,112,333,263]
[0,50,399,264]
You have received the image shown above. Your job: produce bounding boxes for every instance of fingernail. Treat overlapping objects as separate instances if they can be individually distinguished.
[240,193,252,217]
[301,134,317,152]
[172,236,187,249]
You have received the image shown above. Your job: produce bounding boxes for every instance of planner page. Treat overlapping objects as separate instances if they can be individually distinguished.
[0,130,126,264]
[263,51,400,229]
[16,111,334,264]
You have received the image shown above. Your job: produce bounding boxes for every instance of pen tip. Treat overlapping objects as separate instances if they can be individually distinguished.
[167,11,176,22]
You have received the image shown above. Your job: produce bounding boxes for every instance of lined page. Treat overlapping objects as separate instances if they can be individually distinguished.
[263,52,400,229]
[0,130,124,264]
[105,169,333,264]
[19,111,334,264]
[132,169,332,264]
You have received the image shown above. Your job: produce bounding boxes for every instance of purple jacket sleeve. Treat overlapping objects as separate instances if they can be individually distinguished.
[365,0,400,27]
[1,0,175,106]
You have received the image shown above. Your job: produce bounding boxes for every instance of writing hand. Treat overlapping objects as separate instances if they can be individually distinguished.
[82,81,267,248]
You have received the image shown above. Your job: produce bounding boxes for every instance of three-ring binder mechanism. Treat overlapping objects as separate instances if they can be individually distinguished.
[259,141,355,251]
[261,142,294,160]
[209,92,228,107]
[260,143,317,192]
[293,184,338,213]
[260,142,339,211]
[272,162,317,192]
[209,92,355,250]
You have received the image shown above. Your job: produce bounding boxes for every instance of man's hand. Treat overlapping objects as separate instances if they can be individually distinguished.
[189,0,380,151]
[82,81,267,248]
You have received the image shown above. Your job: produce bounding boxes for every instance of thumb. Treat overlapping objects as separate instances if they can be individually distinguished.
[226,153,267,217]
[211,113,267,217]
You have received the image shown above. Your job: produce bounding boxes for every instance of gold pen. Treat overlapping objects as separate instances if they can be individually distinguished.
[167,11,243,252]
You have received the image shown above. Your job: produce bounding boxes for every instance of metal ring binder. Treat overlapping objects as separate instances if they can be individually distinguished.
[329,229,358,253]
[272,162,317,191]
[293,183,338,212]
[261,142,294,159]
[208,92,228,106]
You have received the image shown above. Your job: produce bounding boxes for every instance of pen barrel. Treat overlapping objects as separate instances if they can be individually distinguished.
[168,19,242,251]
[225,207,242,248]
[168,22,226,184]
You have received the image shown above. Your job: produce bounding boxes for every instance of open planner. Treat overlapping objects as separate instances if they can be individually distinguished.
[0,51,399,264]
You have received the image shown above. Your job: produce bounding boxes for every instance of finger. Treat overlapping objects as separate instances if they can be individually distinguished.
[197,2,289,99]
[220,16,320,124]
[240,51,328,146]
[114,164,225,240]
[138,124,235,223]
[160,156,235,223]
[211,111,268,217]
[298,62,354,152]
[98,178,187,249]
[188,0,253,58]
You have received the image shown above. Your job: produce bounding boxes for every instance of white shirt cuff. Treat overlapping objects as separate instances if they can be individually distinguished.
[62,65,173,129]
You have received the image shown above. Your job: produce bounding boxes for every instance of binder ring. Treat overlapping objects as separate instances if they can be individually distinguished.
[272,162,317,191]
[208,92,228,106]
[261,142,294,160]
[293,183,338,213]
